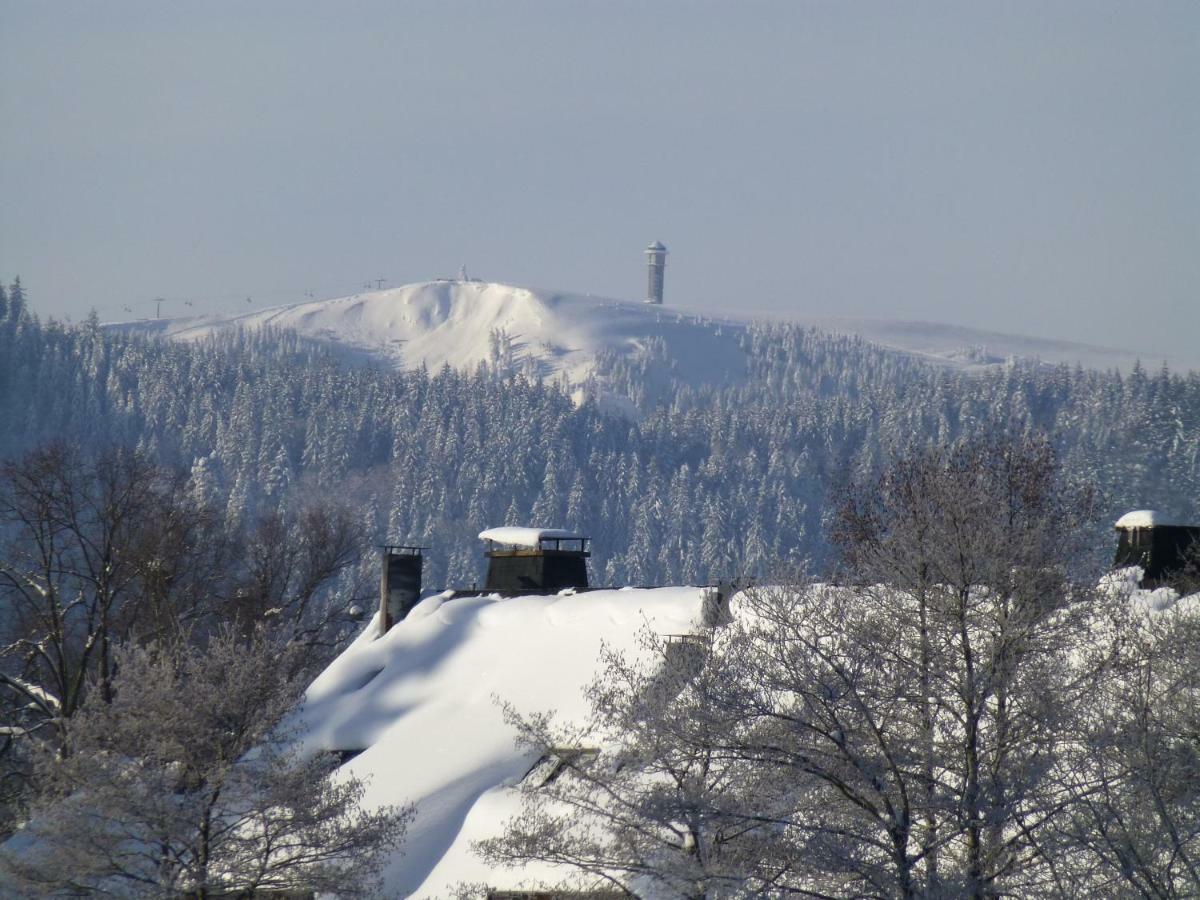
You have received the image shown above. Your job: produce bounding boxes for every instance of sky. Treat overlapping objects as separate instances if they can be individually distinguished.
[2,2,1197,360]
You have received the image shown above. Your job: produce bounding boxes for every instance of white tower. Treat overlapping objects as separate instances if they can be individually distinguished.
[645,241,668,304]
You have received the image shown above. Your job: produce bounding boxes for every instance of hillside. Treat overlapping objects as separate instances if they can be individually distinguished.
[8,300,1200,589]
[110,281,751,410]
[107,281,1195,410]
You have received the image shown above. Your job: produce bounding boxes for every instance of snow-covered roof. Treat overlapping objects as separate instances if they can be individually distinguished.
[1115,509,1177,528]
[297,576,1200,896]
[298,587,706,895]
[478,526,583,548]
[646,240,667,251]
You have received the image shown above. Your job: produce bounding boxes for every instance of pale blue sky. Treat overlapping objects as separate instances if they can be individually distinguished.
[2,2,1196,359]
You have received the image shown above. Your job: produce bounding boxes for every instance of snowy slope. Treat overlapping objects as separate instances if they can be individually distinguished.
[109,281,750,409]
[106,281,1197,405]
[299,586,707,896]
[796,315,1194,374]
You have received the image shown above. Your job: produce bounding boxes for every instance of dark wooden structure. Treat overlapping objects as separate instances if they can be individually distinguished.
[379,545,425,633]
[482,532,590,594]
[521,746,600,787]
[1114,514,1200,588]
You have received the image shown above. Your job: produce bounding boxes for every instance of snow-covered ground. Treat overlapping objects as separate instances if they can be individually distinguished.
[792,314,1193,373]
[106,281,1196,406]
[299,586,708,896]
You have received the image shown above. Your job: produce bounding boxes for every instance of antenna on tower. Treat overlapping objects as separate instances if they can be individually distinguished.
[154,297,165,318]
[374,277,387,290]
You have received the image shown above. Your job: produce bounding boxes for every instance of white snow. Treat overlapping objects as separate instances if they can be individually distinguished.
[106,281,1198,402]
[0,674,61,713]
[108,281,750,410]
[297,586,707,896]
[297,574,1200,895]
[478,526,582,547]
[1115,509,1175,528]
[1105,565,1200,616]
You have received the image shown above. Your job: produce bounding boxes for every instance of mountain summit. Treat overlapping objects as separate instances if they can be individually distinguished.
[113,281,751,410]
[109,280,1193,405]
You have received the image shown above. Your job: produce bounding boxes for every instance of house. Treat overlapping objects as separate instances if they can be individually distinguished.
[304,527,719,894]
[1113,509,1200,588]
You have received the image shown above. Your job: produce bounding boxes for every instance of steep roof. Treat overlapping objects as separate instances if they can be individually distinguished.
[298,586,706,895]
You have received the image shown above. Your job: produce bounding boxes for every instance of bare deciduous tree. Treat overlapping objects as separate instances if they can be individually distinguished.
[0,443,368,834]
[0,445,204,749]
[229,503,366,651]
[481,438,1116,898]
[829,437,1104,897]
[0,629,411,897]
[1052,594,1200,898]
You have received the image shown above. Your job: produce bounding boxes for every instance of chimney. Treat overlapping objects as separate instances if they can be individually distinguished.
[701,581,733,627]
[478,527,589,594]
[379,545,425,634]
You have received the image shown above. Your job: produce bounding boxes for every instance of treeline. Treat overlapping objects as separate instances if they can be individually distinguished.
[1,278,1198,593]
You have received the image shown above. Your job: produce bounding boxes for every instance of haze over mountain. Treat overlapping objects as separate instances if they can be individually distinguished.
[6,5,1196,361]
[108,280,1196,410]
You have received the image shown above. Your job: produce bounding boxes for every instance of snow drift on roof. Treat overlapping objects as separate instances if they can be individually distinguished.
[297,586,705,896]
[296,577,1200,895]
[1115,509,1176,528]
[478,526,582,547]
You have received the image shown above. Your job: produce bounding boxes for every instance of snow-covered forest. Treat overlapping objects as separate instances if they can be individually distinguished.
[1,278,1197,591]
[3,279,1200,895]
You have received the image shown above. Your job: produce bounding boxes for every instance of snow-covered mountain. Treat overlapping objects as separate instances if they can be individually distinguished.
[107,281,1194,408]
[110,281,751,410]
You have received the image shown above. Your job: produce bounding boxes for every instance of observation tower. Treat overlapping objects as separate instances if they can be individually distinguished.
[645,241,668,304]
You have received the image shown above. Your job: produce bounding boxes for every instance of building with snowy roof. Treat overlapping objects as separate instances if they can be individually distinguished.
[302,584,713,895]
[1113,509,1200,587]
[298,521,1200,895]
[293,526,720,894]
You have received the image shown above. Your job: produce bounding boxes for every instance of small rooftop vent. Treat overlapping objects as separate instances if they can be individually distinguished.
[1114,510,1200,588]
[479,527,590,594]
